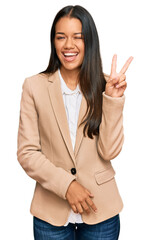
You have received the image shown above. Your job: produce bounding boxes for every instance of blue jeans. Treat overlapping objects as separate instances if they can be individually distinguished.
[33,214,120,240]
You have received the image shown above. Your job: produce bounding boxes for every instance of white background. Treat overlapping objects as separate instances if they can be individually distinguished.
[0,0,150,239]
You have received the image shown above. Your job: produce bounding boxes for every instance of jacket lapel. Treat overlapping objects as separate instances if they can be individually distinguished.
[47,71,75,163]
[47,70,87,162]
[74,95,87,157]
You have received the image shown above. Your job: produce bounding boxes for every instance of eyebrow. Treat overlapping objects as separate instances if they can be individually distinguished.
[56,32,83,35]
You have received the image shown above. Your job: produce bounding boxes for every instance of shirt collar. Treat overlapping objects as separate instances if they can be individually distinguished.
[58,69,81,95]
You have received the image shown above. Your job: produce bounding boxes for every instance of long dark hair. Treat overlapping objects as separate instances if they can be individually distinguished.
[41,5,106,139]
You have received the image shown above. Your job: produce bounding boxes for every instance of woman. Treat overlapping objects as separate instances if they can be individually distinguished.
[17,5,133,240]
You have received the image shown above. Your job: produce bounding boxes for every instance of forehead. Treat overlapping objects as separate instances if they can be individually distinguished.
[55,17,82,34]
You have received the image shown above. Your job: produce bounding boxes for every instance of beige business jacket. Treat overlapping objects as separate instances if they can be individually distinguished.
[17,70,125,226]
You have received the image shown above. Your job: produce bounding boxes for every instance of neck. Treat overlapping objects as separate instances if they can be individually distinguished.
[60,67,80,90]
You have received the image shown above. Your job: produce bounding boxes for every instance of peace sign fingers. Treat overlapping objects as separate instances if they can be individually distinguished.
[119,56,133,75]
[110,54,117,78]
[105,54,133,98]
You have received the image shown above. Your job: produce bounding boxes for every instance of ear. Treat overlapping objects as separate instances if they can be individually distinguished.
[104,73,110,82]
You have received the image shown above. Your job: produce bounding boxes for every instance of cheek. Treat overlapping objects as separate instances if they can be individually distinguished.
[54,40,61,54]
[80,42,85,54]
[55,47,62,60]
[80,45,85,59]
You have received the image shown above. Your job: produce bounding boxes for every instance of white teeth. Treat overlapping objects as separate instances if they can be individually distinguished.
[64,53,78,57]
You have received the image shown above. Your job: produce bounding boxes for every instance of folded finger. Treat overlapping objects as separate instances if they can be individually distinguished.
[117,74,126,83]
[116,81,127,89]
[108,77,120,86]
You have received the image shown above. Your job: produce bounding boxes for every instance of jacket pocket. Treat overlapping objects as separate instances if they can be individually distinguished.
[94,167,116,185]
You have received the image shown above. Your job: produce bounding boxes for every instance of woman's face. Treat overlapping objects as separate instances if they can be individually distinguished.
[54,17,85,72]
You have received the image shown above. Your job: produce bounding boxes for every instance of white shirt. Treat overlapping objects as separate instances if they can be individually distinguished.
[58,69,83,226]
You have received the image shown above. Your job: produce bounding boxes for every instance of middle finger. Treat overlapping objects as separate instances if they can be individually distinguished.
[120,56,133,74]
[81,201,91,214]
[76,203,84,214]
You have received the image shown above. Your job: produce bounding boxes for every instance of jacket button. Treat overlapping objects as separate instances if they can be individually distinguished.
[71,168,76,175]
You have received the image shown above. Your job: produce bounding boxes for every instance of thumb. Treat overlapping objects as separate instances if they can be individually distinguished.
[109,77,120,86]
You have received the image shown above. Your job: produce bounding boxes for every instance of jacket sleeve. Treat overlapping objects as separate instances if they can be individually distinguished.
[97,92,125,161]
[17,78,76,200]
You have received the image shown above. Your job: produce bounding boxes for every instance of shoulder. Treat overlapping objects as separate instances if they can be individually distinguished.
[24,71,59,86]
[25,73,49,85]
[22,71,59,98]
[22,72,53,91]
[21,73,51,96]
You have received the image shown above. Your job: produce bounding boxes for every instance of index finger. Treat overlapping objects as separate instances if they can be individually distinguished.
[120,56,133,74]
[110,54,117,77]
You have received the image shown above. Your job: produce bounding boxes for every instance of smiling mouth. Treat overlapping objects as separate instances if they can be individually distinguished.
[63,52,78,57]
[62,52,79,62]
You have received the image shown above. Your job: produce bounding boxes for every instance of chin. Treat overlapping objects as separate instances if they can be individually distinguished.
[61,63,81,72]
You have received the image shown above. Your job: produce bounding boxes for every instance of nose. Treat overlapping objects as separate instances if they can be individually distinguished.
[64,37,75,49]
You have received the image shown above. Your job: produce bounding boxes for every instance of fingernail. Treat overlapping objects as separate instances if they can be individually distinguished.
[90,193,94,197]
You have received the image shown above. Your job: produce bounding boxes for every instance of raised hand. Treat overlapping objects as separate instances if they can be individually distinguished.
[66,180,97,214]
[105,54,133,98]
